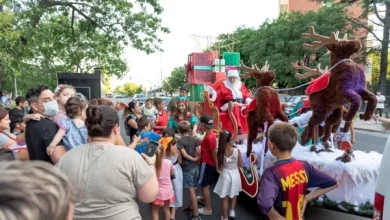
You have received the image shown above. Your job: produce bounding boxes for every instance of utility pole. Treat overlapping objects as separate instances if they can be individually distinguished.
[14,74,17,97]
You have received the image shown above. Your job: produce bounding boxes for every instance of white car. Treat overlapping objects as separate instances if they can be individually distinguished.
[373,137,390,220]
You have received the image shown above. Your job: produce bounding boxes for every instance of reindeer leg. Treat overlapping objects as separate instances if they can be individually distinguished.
[302,106,327,145]
[342,90,362,132]
[322,107,342,151]
[246,122,258,158]
[359,89,377,121]
[276,109,289,122]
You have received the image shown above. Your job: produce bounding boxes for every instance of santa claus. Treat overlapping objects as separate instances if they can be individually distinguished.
[211,69,253,111]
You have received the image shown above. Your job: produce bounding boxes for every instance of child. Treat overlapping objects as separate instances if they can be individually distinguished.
[10,116,26,135]
[53,84,76,123]
[197,115,217,216]
[213,130,242,220]
[161,128,183,220]
[152,146,175,220]
[176,121,201,220]
[46,97,88,155]
[258,122,339,220]
[143,98,158,124]
[135,117,161,154]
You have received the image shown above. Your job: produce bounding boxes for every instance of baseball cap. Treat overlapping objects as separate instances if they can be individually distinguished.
[200,115,215,129]
[179,85,189,91]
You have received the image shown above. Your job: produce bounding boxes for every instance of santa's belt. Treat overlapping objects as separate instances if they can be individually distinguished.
[224,98,244,104]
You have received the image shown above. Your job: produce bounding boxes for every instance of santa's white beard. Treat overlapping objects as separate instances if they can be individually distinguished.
[226,79,241,91]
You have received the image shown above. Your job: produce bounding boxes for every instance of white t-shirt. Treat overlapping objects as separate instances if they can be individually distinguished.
[376,95,386,109]
[57,143,154,220]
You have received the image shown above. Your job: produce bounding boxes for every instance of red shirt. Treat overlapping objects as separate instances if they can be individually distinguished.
[153,110,168,134]
[200,132,217,166]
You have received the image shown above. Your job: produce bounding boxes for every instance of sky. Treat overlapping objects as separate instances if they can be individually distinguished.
[111,0,279,90]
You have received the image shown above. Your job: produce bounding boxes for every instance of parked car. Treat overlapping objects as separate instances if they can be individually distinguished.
[279,94,291,103]
[373,137,390,220]
[284,95,306,115]
[114,94,127,98]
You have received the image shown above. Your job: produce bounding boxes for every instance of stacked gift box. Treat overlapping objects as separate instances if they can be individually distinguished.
[185,51,241,102]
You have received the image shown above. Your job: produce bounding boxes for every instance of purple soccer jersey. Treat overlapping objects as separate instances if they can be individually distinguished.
[257,158,337,220]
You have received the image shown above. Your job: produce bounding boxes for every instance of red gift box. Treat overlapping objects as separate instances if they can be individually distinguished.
[187,69,214,84]
[212,72,226,83]
[188,52,213,66]
[186,52,214,84]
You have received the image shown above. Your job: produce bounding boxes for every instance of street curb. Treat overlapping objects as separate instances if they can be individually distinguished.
[354,127,389,134]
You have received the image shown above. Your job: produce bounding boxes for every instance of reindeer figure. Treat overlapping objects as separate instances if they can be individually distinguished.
[239,60,288,157]
[291,61,334,151]
[298,26,376,145]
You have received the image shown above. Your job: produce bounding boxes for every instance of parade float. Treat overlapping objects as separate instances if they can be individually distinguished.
[185,27,382,217]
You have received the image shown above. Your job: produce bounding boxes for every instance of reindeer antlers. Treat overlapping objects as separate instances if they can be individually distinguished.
[302,26,339,50]
[291,60,326,79]
[261,60,269,71]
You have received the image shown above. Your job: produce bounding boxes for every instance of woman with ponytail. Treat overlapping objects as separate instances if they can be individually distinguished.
[160,128,183,219]
[57,105,158,220]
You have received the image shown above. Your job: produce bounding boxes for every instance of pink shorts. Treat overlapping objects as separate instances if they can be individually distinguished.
[153,195,175,206]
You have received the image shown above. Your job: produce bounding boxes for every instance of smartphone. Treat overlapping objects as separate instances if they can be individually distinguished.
[144,141,159,157]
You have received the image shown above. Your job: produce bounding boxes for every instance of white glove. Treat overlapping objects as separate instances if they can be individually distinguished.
[245,97,252,104]
[204,85,217,102]
[220,103,229,112]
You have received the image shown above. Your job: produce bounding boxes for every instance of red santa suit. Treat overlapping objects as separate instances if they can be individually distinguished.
[209,70,252,134]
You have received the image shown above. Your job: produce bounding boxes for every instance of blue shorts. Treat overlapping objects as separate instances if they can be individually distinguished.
[198,163,216,187]
[183,167,199,189]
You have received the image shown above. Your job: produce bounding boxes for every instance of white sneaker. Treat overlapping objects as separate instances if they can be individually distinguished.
[367,121,371,124]
[229,209,236,218]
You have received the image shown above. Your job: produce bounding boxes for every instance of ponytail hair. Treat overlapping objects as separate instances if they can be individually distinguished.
[217,130,232,170]
[155,146,164,177]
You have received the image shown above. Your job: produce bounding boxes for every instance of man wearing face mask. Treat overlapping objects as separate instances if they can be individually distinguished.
[25,85,65,164]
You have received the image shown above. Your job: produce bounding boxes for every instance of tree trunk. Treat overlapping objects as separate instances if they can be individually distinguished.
[379,2,390,95]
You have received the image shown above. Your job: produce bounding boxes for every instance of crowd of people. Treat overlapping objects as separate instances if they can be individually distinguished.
[0,83,341,220]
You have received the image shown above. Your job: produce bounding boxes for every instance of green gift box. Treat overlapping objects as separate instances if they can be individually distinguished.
[222,52,240,66]
[189,84,205,102]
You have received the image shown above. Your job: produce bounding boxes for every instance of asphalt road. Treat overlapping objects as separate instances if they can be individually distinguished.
[112,98,387,220]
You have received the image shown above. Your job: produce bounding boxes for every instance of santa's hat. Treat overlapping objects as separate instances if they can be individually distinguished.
[227,70,239,78]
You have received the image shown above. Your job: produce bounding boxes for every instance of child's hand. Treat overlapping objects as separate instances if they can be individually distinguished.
[141,153,156,165]
[31,114,44,121]
[132,135,141,143]
[46,146,56,156]
[115,101,128,112]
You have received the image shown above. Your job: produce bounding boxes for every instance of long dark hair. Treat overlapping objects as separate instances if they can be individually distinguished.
[122,101,138,120]
[175,101,190,121]
[217,130,232,170]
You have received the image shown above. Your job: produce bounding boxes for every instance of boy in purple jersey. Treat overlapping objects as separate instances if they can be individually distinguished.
[258,122,338,220]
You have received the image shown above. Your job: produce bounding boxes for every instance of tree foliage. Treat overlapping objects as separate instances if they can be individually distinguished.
[0,0,169,89]
[213,4,355,89]
[114,82,143,97]
[369,52,390,82]
[163,66,186,95]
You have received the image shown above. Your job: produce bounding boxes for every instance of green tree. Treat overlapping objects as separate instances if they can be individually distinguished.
[312,0,390,94]
[114,82,142,97]
[163,79,174,96]
[0,0,169,87]
[213,4,353,89]
[166,66,186,93]
[369,52,390,82]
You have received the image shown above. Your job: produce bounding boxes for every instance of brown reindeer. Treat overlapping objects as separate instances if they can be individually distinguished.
[239,60,288,157]
[291,61,333,151]
[298,26,376,145]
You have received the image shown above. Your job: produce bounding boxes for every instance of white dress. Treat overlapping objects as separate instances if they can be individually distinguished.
[213,148,242,198]
[166,154,183,208]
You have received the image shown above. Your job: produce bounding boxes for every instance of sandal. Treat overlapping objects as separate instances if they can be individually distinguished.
[198,207,212,215]
[183,206,193,214]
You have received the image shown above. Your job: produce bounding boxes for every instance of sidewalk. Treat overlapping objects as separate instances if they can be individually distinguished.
[354,114,389,133]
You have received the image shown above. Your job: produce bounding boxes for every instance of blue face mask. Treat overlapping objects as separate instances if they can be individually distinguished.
[43,100,59,116]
